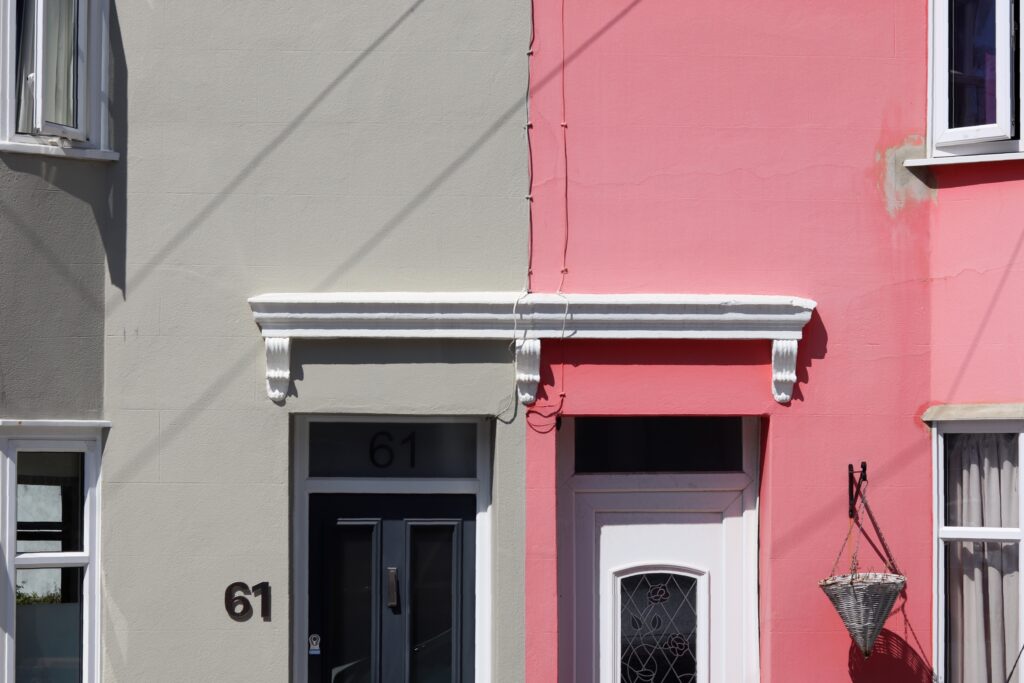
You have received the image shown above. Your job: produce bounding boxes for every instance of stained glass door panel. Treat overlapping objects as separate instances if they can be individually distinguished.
[620,572,698,683]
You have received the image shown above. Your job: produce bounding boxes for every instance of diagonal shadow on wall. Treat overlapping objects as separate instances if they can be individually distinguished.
[104,0,429,302]
[109,0,645,304]
[107,0,647,480]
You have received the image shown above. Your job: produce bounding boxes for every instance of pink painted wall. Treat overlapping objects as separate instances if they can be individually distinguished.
[525,0,935,681]
[930,163,1024,405]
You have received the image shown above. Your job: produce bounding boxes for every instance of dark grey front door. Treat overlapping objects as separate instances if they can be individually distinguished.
[308,494,476,683]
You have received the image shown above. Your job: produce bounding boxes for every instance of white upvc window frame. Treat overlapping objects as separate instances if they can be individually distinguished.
[934,0,1015,147]
[931,419,1024,683]
[0,421,106,683]
[31,0,88,140]
[0,0,116,160]
[928,0,1024,158]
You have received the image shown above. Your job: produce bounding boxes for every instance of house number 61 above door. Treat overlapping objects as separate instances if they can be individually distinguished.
[369,430,416,469]
[308,421,477,478]
[225,581,271,622]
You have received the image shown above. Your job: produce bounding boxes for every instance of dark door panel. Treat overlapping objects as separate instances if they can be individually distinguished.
[309,495,475,683]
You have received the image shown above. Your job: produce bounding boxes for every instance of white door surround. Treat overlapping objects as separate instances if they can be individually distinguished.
[557,417,761,683]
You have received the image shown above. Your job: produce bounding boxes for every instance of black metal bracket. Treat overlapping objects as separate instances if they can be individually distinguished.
[849,461,867,518]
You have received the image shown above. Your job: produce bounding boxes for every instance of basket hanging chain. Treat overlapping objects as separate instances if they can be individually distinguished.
[829,510,859,577]
[828,484,901,577]
[850,514,861,574]
[857,487,902,575]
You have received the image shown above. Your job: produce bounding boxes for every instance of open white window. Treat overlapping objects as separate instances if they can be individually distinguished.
[934,0,1015,147]
[0,0,115,159]
[926,0,1024,159]
[17,0,87,139]
[0,422,104,683]
[933,420,1024,683]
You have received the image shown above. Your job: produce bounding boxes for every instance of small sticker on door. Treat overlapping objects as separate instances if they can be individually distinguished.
[308,634,321,655]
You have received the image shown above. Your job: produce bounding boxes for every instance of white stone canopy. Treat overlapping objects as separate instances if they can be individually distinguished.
[248,292,817,405]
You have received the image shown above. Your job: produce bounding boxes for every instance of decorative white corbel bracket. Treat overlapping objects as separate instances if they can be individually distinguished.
[264,337,291,403]
[771,339,798,403]
[515,339,541,405]
[248,292,816,405]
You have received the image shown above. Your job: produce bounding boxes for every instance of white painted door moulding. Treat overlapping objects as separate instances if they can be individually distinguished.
[248,292,817,405]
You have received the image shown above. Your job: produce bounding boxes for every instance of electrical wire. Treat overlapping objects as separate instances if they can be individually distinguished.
[498,0,538,426]
[525,0,536,289]
[522,0,573,433]
[558,0,570,294]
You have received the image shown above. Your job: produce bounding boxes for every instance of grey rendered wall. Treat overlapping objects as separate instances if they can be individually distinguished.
[0,156,109,419]
[101,0,528,681]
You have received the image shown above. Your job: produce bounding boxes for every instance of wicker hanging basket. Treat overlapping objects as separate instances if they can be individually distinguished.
[821,473,906,658]
[819,572,905,657]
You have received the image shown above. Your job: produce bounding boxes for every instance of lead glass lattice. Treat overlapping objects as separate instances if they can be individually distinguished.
[620,572,697,683]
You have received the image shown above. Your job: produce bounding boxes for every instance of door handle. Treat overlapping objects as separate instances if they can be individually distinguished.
[386,567,399,609]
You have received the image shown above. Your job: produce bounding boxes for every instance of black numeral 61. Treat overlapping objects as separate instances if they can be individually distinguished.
[225,581,271,622]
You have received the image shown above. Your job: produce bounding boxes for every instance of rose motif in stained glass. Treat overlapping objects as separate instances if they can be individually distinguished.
[647,583,670,604]
[665,634,688,658]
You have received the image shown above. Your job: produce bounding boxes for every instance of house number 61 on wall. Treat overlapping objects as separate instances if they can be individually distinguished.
[225,581,271,622]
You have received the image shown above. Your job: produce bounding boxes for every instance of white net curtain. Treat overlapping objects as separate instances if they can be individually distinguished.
[945,433,1020,683]
[15,0,77,134]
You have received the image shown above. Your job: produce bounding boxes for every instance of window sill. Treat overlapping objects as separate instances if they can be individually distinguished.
[904,151,1024,168]
[0,419,111,429]
[0,140,118,162]
[922,403,1024,422]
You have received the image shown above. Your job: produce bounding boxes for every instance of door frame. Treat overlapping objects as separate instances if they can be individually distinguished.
[556,416,761,682]
[292,415,492,683]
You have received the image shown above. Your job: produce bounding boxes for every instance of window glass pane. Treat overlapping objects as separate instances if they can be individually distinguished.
[945,541,1019,682]
[621,572,698,683]
[14,0,35,133]
[326,525,373,683]
[16,566,83,683]
[944,433,1018,527]
[17,452,84,554]
[575,417,744,474]
[410,526,455,682]
[309,422,476,478]
[41,0,77,127]
[949,0,998,128]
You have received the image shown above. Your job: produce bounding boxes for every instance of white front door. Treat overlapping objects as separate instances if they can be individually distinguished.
[558,418,760,683]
